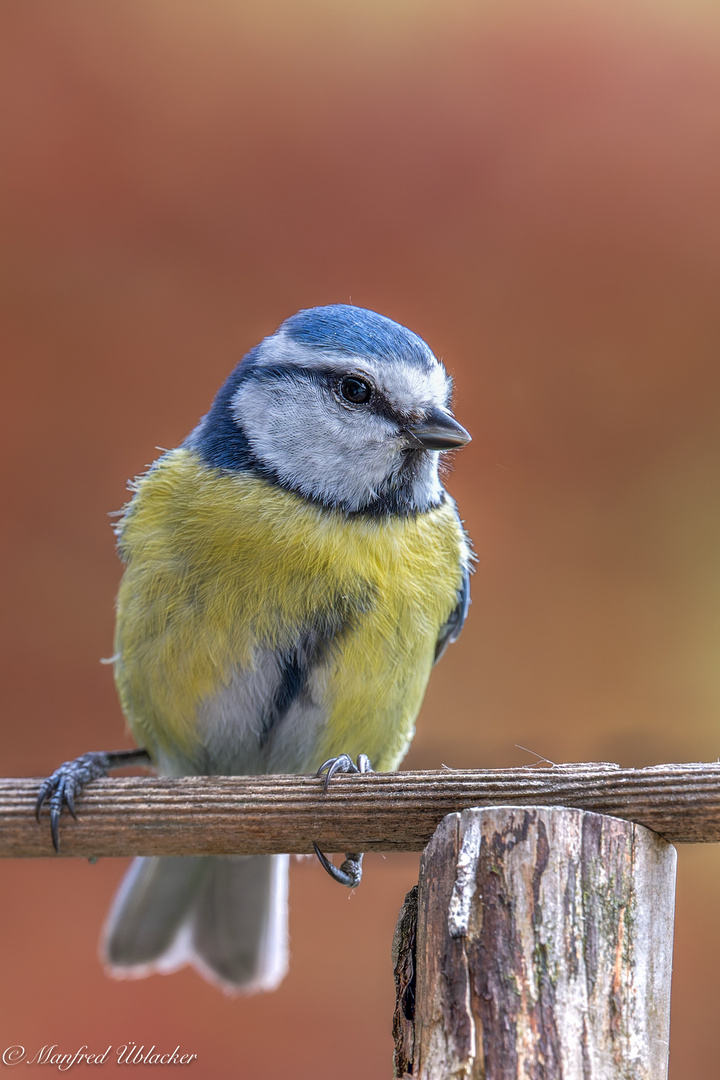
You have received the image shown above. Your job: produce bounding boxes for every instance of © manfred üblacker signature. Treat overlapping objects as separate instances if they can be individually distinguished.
[3,1043,198,1069]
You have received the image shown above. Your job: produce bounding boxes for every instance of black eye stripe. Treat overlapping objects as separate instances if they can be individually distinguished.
[243,363,408,422]
[340,377,373,405]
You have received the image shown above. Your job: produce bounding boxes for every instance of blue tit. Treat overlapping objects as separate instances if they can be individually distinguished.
[37,304,472,993]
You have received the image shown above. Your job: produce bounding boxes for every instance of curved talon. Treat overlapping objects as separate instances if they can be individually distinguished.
[316,753,374,793]
[316,753,355,792]
[312,844,364,888]
[50,803,62,854]
[35,781,53,823]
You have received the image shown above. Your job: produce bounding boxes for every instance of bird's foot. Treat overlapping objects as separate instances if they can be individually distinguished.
[316,752,374,793]
[36,748,151,852]
[314,753,373,887]
[313,845,364,887]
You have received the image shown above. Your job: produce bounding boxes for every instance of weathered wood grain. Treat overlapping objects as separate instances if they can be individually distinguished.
[3,761,720,857]
[392,885,419,1080]
[404,807,676,1080]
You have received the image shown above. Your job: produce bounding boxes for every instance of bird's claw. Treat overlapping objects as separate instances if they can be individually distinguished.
[316,753,373,793]
[314,752,373,887]
[312,844,364,888]
[36,752,113,852]
[36,748,152,852]
[36,752,112,851]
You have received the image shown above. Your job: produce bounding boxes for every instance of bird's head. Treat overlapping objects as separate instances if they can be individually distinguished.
[189,304,470,514]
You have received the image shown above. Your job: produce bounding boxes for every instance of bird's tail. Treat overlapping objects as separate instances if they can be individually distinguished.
[101,853,289,993]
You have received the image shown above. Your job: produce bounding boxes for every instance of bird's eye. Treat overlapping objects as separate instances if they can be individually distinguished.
[340,377,372,405]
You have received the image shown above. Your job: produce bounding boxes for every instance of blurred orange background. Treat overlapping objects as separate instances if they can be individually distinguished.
[2,0,720,1075]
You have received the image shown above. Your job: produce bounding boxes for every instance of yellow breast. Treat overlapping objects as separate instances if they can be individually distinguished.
[114,448,469,773]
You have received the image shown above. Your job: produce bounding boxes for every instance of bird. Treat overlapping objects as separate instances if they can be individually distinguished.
[36,303,472,993]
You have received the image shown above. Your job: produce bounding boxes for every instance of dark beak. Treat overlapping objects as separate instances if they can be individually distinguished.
[404,408,471,451]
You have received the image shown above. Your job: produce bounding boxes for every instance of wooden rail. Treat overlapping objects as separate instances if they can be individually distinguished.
[4,761,720,856]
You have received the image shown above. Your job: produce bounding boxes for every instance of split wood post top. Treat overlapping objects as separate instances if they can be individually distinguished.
[393,805,677,1080]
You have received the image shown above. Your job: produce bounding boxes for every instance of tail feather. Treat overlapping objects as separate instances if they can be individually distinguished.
[102,854,289,992]
[103,855,208,970]
[192,855,289,992]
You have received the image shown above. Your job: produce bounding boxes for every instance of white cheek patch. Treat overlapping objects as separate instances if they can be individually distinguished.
[231,378,403,511]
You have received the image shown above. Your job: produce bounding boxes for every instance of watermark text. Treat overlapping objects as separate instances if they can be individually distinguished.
[2,1044,197,1069]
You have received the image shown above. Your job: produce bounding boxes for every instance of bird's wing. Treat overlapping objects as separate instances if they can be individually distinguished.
[433,563,470,663]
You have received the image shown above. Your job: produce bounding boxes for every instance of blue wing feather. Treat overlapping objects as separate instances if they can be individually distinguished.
[434,564,470,663]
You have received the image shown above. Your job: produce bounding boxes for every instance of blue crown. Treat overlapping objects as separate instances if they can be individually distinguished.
[281,305,435,370]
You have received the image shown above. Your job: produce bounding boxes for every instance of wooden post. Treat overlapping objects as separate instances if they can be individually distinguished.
[393,806,677,1080]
